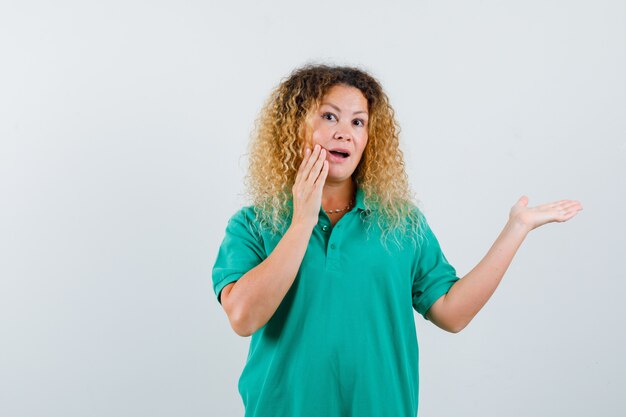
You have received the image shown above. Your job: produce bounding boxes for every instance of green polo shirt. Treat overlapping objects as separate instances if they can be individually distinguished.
[212,187,459,417]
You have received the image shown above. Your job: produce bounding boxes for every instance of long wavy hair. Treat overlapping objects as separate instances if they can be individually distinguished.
[243,63,426,250]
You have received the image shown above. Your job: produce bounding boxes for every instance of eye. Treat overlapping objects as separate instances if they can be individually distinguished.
[322,112,337,121]
[353,119,366,127]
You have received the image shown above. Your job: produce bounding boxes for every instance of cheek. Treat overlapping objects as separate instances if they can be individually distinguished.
[311,125,327,140]
[357,135,368,154]
[303,125,321,148]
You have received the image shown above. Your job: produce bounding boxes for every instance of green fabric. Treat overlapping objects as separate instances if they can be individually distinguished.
[212,187,459,417]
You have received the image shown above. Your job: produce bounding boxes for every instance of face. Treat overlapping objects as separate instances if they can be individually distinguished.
[305,84,369,183]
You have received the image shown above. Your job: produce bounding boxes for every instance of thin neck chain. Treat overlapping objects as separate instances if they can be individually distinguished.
[323,198,354,214]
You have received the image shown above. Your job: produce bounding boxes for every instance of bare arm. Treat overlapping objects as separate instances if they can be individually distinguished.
[221,222,314,337]
[221,144,328,337]
[426,195,583,333]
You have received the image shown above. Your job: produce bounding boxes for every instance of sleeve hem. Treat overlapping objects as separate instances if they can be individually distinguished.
[415,279,459,320]
[214,273,245,305]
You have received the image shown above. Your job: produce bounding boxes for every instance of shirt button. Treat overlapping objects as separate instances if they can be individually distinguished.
[330,243,336,250]
[322,225,329,232]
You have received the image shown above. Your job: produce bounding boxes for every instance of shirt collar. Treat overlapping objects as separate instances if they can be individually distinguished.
[354,186,365,211]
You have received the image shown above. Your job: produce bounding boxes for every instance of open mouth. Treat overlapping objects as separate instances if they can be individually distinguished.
[329,150,349,159]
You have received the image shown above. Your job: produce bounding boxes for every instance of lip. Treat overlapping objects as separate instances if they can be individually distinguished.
[328,147,351,156]
[326,148,350,163]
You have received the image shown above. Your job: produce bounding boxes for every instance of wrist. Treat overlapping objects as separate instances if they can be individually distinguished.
[288,220,316,234]
[506,216,533,235]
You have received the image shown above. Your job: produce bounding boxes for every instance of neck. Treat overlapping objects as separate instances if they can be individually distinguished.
[322,179,356,211]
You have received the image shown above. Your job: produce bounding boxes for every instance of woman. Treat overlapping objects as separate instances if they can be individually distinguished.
[212,64,582,417]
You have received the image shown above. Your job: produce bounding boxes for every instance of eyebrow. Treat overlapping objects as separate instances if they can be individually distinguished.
[321,102,368,116]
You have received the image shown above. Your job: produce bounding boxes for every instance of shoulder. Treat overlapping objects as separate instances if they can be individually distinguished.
[227,205,258,224]
[224,205,264,238]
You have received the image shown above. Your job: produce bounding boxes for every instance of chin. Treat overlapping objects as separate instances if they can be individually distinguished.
[328,169,355,181]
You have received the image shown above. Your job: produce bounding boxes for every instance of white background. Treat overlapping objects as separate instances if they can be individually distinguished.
[1,1,624,416]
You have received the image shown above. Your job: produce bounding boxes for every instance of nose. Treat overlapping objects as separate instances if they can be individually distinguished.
[333,121,352,141]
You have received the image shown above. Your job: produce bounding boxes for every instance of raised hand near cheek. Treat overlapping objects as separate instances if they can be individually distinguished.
[509,195,584,232]
[291,144,329,230]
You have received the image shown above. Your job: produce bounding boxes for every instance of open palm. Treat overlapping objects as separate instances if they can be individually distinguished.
[509,196,583,232]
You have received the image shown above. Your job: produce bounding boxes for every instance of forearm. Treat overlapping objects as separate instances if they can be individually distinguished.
[225,222,313,336]
[434,219,530,332]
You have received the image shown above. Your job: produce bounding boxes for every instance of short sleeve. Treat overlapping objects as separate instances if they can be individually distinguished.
[412,218,460,319]
[212,207,266,305]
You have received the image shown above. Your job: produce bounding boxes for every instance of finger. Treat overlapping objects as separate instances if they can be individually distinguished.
[517,195,529,206]
[303,145,322,181]
[549,199,581,209]
[558,209,582,222]
[307,149,326,184]
[296,147,312,178]
[305,148,326,183]
[314,160,329,186]
[296,145,316,186]
[306,152,326,187]
[560,201,582,211]
[301,146,311,164]
[556,203,583,218]
[552,200,582,211]
[548,200,569,208]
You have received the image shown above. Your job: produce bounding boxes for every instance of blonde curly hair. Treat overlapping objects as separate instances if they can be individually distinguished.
[243,63,426,250]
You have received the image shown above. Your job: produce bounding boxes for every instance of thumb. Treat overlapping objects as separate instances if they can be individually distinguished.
[517,195,529,207]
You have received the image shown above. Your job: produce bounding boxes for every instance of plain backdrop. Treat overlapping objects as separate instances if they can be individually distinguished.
[1,1,625,416]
